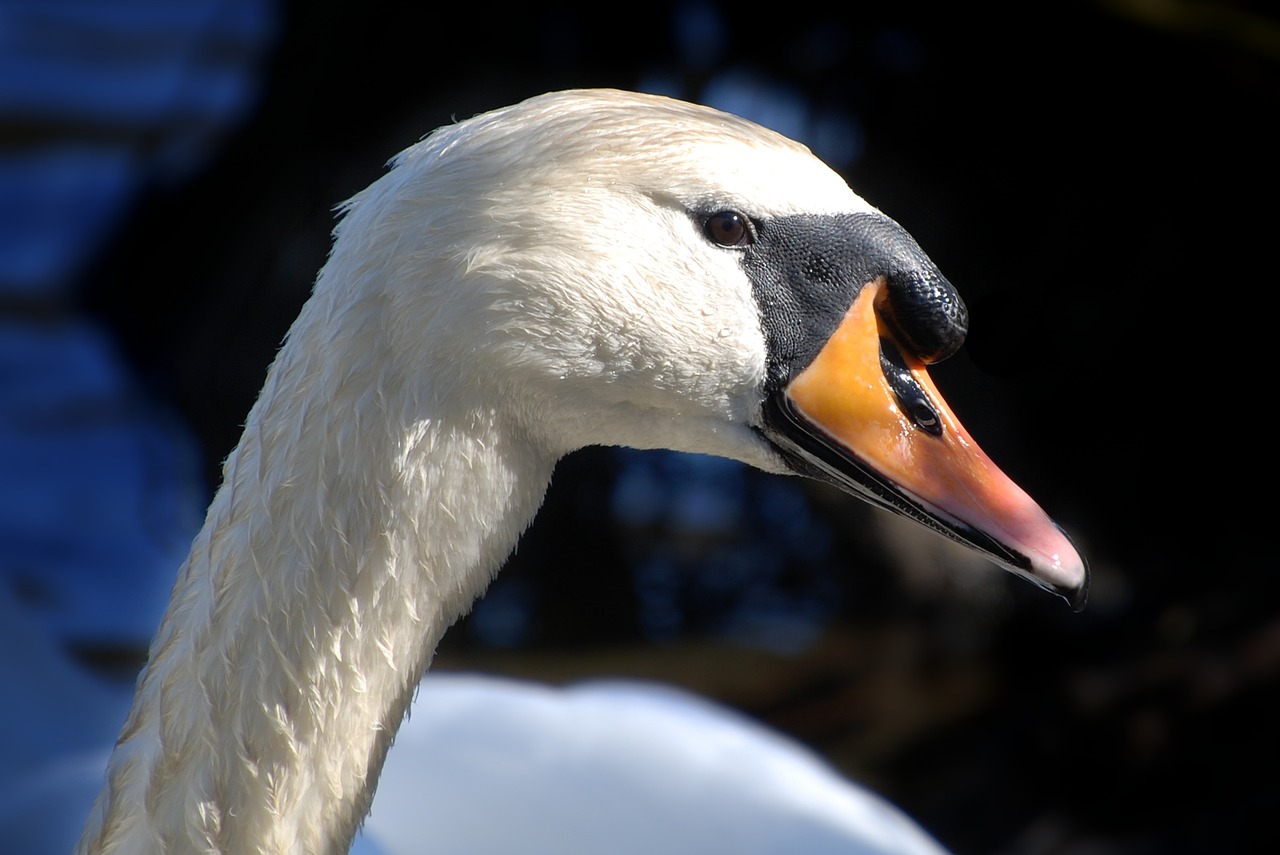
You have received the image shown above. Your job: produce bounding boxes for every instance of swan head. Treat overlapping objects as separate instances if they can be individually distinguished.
[323,89,1088,608]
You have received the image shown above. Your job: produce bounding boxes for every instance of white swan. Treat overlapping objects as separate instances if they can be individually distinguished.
[75,88,1086,854]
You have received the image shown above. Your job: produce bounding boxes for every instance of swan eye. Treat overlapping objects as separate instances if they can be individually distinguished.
[703,210,754,248]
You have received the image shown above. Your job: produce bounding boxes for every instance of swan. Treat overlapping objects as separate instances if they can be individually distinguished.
[75,88,1087,854]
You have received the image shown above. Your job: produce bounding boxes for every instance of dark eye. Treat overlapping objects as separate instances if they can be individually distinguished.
[703,210,754,248]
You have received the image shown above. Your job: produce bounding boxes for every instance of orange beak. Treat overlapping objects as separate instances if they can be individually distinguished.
[769,279,1088,608]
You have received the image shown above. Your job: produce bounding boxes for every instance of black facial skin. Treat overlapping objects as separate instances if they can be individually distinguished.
[735,211,969,394]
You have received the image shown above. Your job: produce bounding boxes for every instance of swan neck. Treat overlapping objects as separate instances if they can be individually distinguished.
[77,317,555,854]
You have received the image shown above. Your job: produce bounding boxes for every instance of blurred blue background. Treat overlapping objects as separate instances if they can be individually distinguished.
[2,1,1277,852]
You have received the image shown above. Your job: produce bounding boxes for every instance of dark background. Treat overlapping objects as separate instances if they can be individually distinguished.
[13,1,1280,853]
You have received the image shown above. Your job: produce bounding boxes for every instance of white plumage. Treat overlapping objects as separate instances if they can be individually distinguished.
[71,88,1083,854]
[1,571,947,855]
[0,580,948,854]
[369,674,949,855]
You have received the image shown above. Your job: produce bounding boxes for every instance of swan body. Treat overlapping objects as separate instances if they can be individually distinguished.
[76,89,1086,854]
[368,673,949,855]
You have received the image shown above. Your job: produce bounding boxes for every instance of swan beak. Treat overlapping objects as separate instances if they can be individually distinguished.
[771,279,1089,609]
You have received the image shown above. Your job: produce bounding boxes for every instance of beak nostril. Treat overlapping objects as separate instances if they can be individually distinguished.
[879,337,943,437]
[911,403,939,432]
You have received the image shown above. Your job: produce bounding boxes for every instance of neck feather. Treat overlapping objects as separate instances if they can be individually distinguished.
[77,294,555,854]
